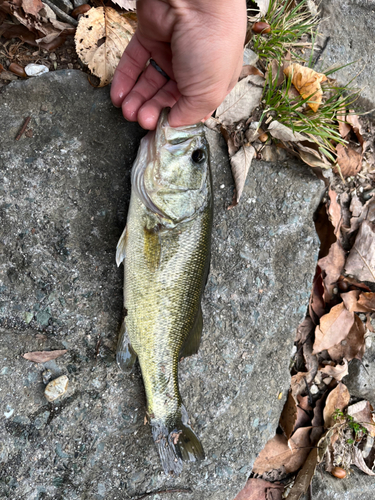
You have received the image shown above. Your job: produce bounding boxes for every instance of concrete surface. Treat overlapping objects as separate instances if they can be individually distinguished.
[0,70,324,499]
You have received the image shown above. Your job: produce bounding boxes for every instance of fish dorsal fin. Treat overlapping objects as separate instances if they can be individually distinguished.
[116,225,128,267]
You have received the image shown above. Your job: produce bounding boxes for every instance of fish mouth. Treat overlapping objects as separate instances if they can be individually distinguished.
[155,108,205,147]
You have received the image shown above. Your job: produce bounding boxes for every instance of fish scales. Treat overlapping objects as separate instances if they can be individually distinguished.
[116,109,213,474]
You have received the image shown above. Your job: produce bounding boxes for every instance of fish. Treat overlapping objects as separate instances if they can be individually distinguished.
[116,108,213,475]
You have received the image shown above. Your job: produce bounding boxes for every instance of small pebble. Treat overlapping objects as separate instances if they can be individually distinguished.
[25,64,49,77]
[310,384,319,394]
[49,53,57,61]
[42,369,52,385]
[44,375,69,402]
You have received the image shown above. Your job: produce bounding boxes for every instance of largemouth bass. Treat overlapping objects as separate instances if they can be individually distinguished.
[116,109,213,474]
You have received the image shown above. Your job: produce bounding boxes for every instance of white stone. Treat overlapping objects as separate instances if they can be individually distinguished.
[44,375,69,402]
[25,64,49,77]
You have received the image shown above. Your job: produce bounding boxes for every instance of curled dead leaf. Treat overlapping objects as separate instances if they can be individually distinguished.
[318,241,346,303]
[283,64,327,112]
[335,143,362,178]
[341,290,375,313]
[229,144,256,206]
[312,303,354,355]
[267,120,306,142]
[351,445,375,476]
[234,478,284,500]
[323,382,350,429]
[320,359,349,382]
[253,427,312,475]
[327,313,365,362]
[75,7,136,87]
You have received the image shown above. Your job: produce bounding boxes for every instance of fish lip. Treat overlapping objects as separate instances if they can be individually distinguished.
[156,108,205,146]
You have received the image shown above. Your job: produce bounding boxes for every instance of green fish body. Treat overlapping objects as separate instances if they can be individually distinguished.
[116,109,212,474]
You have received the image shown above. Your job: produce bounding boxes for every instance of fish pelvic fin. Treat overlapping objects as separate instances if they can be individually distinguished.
[116,225,128,267]
[151,406,204,475]
[179,305,203,359]
[116,320,137,372]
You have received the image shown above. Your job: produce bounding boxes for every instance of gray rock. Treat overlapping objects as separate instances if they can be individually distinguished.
[302,468,375,500]
[317,0,375,113]
[344,334,375,406]
[0,70,324,499]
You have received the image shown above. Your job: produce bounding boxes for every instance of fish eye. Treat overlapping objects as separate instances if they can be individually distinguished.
[191,149,205,164]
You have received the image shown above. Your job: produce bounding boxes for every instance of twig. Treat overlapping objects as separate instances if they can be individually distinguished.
[132,488,192,500]
[16,116,31,141]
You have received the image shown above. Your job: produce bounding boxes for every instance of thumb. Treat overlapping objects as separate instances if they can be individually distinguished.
[168,93,222,127]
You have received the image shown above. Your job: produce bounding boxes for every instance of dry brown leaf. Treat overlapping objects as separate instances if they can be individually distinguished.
[75,7,136,87]
[296,148,331,169]
[349,195,375,235]
[346,113,364,147]
[216,74,264,125]
[351,445,375,476]
[327,189,342,237]
[291,372,307,399]
[312,303,354,355]
[283,64,327,112]
[285,447,318,500]
[22,349,67,363]
[345,221,375,283]
[295,316,315,344]
[335,143,362,178]
[21,0,44,16]
[342,290,375,313]
[239,65,264,80]
[338,118,351,139]
[323,382,350,428]
[267,120,306,142]
[234,478,283,500]
[6,0,75,45]
[320,359,349,381]
[309,271,325,324]
[110,0,136,10]
[229,144,256,205]
[252,427,312,474]
[279,391,298,440]
[327,313,365,362]
[347,400,375,437]
[318,241,346,302]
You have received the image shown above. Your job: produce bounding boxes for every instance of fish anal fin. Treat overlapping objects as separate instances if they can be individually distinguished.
[180,305,203,359]
[116,320,137,372]
[116,225,128,267]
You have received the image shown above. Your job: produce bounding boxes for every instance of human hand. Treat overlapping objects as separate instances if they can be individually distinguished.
[110,0,247,130]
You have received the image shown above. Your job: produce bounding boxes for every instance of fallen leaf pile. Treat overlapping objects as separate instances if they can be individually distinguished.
[0,0,136,85]
[241,190,375,498]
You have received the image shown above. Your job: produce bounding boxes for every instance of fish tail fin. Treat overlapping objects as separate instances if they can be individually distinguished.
[151,406,204,475]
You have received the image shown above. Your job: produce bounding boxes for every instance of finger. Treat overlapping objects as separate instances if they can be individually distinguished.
[121,63,169,121]
[110,32,150,108]
[168,92,222,128]
[137,80,181,130]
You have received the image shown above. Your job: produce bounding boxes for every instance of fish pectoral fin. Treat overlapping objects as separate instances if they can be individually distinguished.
[116,225,128,267]
[179,305,203,359]
[116,320,137,372]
